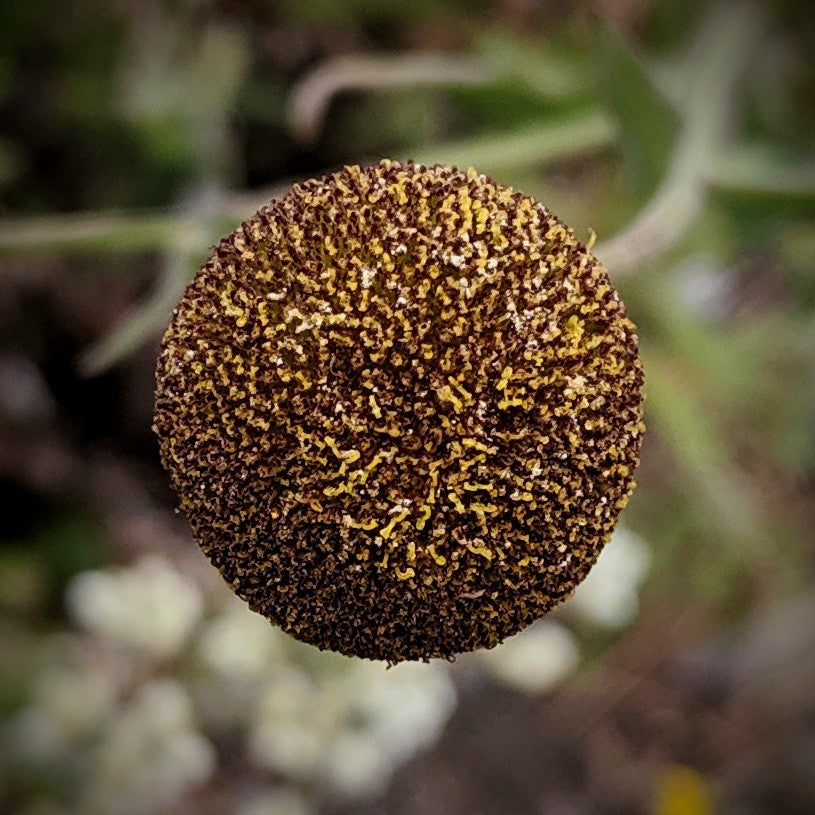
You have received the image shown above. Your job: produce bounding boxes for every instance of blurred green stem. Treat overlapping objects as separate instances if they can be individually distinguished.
[410,109,617,174]
[598,1,765,276]
[0,185,289,258]
[710,143,815,199]
[287,53,494,144]
[77,248,197,376]
[0,211,183,255]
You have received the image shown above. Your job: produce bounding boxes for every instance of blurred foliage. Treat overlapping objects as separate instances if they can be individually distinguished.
[0,0,813,812]
[595,22,678,198]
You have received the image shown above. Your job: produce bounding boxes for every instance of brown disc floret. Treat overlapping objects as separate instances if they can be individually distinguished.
[153,160,644,663]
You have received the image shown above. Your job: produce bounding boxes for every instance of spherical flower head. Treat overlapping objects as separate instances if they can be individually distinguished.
[153,160,644,663]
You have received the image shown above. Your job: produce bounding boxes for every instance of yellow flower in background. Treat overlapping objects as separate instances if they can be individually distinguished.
[656,765,714,815]
[153,160,644,662]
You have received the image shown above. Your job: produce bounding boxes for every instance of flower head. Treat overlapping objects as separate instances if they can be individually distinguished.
[153,160,644,662]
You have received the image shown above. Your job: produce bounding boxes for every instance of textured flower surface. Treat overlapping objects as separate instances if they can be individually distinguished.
[154,160,644,663]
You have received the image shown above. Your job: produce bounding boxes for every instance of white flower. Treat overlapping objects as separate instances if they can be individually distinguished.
[11,664,117,760]
[324,731,387,796]
[36,664,117,740]
[84,679,215,815]
[248,667,328,779]
[198,594,285,677]
[569,525,650,629]
[472,621,579,694]
[67,555,203,658]
[249,658,455,798]
[236,788,315,815]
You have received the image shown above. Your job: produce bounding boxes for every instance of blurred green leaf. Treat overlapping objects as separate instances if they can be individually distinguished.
[597,2,765,275]
[642,347,769,565]
[0,620,48,714]
[628,268,757,396]
[595,23,680,198]
[35,510,105,593]
[734,313,815,476]
[446,81,573,130]
[235,79,288,126]
[0,212,180,255]
[328,88,443,161]
[0,553,47,615]
[640,0,704,52]
[1,508,105,615]
[779,222,815,309]
[475,31,592,100]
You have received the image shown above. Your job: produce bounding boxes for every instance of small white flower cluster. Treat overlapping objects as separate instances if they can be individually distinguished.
[7,554,456,813]
[248,657,455,798]
[83,679,215,815]
[10,556,214,815]
[13,663,117,763]
[672,254,735,321]
[66,554,203,659]
[11,669,216,815]
[198,593,286,678]
[236,788,316,815]
[198,595,456,798]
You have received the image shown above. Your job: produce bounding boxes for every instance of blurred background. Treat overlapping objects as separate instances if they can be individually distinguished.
[0,1,813,813]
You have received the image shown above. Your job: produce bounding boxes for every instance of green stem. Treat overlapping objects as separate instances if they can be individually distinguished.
[0,184,289,258]
[408,108,617,174]
[0,211,182,255]
[598,1,765,276]
[77,249,197,376]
